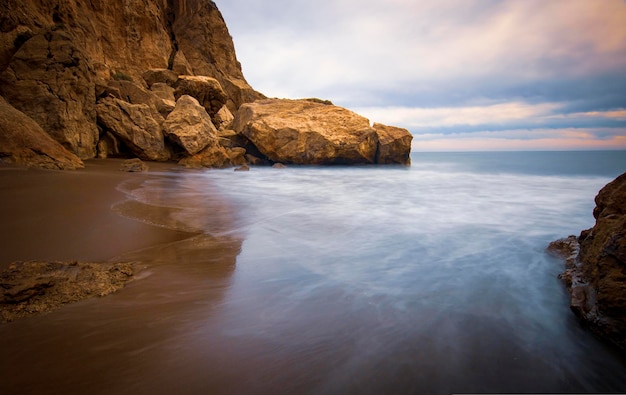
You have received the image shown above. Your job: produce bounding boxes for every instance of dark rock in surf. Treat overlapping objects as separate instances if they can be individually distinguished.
[548,171,626,350]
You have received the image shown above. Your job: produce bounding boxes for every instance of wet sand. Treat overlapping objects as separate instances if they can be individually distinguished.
[0,160,243,394]
[0,159,192,270]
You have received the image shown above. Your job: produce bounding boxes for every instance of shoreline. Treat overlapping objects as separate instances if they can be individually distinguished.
[0,159,205,321]
[0,159,194,271]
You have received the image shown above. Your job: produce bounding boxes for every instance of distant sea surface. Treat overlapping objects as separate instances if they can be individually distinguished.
[4,151,626,394]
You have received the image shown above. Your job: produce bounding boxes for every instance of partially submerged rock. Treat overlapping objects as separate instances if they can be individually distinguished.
[1,260,136,322]
[549,172,626,350]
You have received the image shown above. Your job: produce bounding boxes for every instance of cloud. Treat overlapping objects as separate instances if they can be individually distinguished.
[412,128,626,151]
[216,0,626,150]
[354,102,562,128]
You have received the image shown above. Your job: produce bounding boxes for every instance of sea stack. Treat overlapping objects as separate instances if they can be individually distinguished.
[0,0,412,169]
[548,171,626,350]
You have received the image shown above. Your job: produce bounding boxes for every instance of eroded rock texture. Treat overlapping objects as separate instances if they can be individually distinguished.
[0,0,262,168]
[548,172,626,350]
[1,260,136,322]
[232,99,412,165]
[0,96,84,169]
[0,0,412,169]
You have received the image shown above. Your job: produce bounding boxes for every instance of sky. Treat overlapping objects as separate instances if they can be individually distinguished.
[215,0,626,151]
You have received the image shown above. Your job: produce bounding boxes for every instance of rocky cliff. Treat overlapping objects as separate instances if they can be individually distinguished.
[548,172,626,351]
[0,0,412,168]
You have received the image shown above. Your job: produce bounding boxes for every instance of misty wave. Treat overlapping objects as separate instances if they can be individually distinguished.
[109,151,626,393]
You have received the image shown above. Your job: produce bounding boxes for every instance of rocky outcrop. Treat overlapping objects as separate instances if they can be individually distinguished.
[0,1,413,169]
[0,0,262,168]
[0,96,84,170]
[548,172,626,350]
[232,99,412,165]
[0,260,136,322]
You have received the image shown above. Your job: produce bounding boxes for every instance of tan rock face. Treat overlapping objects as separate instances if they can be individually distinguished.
[373,123,413,165]
[106,80,174,117]
[170,0,264,110]
[233,99,389,165]
[550,172,626,350]
[174,75,228,119]
[214,105,235,131]
[0,96,84,170]
[163,95,218,155]
[96,97,169,161]
[178,142,237,169]
[141,68,179,88]
[150,83,176,102]
[0,29,98,159]
[0,0,262,166]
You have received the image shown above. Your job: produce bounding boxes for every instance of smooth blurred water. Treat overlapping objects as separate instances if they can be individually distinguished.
[3,151,626,394]
[172,150,626,393]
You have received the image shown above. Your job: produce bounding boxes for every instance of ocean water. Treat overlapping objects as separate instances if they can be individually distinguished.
[125,150,626,393]
[3,151,626,394]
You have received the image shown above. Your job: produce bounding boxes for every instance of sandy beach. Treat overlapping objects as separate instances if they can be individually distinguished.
[0,160,193,271]
[0,160,244,394]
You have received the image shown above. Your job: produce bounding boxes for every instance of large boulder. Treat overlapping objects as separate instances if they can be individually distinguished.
[232,99,381,165]
[0,96,84,170]
[96,97,169,161]
[548,172,626,350]
[0,28,98,159]
[173,75,228,119]
[163,95,218,156]
[373,123,413,165]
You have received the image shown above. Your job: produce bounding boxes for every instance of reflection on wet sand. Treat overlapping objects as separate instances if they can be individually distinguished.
[0,163,243,395]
